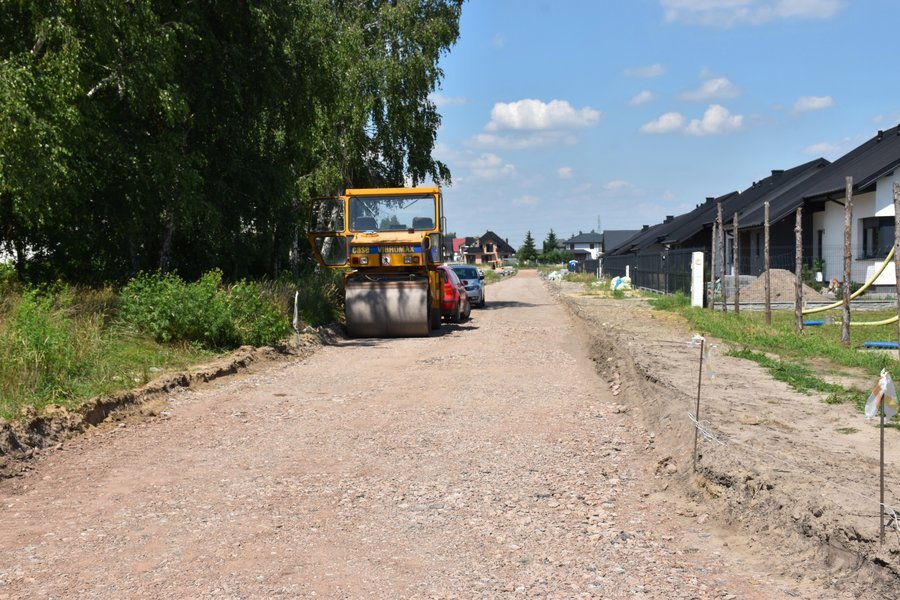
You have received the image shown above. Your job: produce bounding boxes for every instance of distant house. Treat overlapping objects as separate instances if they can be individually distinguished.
[461,231,516,266]
[604,124,900,293]
[442,237,467,263]
[563,230,604,260]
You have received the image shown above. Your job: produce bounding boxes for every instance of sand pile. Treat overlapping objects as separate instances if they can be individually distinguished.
[734,268,828,303]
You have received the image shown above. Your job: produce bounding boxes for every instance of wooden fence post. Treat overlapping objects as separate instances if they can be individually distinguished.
[733,212,740,314]
[718,202,726,312]
[709,220,717,310]
[795,207,803,332]
[894,182,900,362]
[841,176,853,347]
[765,201,771,325]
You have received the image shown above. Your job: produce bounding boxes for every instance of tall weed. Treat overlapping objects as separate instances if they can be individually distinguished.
[0,289,102,415]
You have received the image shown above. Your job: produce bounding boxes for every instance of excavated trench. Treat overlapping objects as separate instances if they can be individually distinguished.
[554,285,900,598]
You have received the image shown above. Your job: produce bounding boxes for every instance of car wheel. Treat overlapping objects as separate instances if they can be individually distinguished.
[462,299,471,320]
[479,294,486,308]
[451,300,461,323]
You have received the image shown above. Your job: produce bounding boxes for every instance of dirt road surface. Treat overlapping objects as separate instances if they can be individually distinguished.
[0,270,891,598]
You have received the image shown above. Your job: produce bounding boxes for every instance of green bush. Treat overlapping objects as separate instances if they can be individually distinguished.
[119,270,291,349]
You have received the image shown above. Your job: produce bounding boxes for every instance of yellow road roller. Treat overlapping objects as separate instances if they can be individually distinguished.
[307,187,444,337]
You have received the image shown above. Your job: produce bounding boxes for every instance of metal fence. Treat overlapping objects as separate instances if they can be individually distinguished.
[603,244,896,303]
[604,248,702,295]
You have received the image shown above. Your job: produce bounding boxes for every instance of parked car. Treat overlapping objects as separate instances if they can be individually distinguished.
[449,264,485,308]
[437,264,471,322]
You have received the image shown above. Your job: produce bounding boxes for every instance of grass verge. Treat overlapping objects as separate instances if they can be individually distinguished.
[648,295,899,423]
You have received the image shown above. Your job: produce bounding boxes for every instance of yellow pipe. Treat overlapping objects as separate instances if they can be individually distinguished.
[833,315,899,326]
[803,246,896,315]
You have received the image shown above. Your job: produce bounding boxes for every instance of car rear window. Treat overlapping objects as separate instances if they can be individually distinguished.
[452,267,478,279]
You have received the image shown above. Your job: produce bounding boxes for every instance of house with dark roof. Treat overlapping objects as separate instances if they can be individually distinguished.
[461,231,516,266]
[749,125,900,285]
[604,125,900,294]
[562,230,604,260]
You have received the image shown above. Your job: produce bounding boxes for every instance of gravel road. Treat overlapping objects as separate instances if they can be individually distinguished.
[0,270,839,598]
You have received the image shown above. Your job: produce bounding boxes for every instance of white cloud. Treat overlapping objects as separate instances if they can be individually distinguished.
[681,77,741,100]
[557,167,574,179]
[429,92,468,107]
[469,153,517,180]
[793,95,833,112]
[804,141,839,155]
[603,180,635,192]
[472,131,579,150]
[640,112,686,134]
[512,195,539,207]
[629,90,656,106]
[685,104,743,135]
[661,0,845,27]
[485,99,601,131]
[625,64,665,78]
[641,104,743,135]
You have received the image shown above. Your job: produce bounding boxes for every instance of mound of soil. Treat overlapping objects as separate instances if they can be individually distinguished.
[736,268,828,303]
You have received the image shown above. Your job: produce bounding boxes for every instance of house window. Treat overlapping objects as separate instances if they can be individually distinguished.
[589,243,594,249]
[485,243,494,253]
[861,217,894,259]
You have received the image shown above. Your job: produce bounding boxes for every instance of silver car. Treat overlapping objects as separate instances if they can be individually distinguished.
[449,264,485,308]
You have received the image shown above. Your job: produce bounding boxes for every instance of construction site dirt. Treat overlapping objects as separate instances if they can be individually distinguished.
[0,270,897,599]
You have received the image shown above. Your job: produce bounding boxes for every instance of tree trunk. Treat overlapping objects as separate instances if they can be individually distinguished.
[732,212,739,314]
[764,201,771,325]
[795,207,803,333]
[894,182,900,361]
[841,177,853,347]
[290,227,300,277]
[158,209,175,274]
[708,224,716,310]
[718,202,726,312]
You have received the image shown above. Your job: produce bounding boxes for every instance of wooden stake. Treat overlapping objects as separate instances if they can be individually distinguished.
[718,202,726,313]
[894,182,900,363]
[709,220,717,310]
[795,207,803,333]
[733,212,740,314]
[842,177,853,347]
[693,337,705,472]
[880,388,886,545]
[765,201,771,325]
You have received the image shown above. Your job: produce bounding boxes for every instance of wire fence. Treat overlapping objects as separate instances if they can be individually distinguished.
[603,244,898,308]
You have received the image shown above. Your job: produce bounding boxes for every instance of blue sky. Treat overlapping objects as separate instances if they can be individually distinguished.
[430,0,900,249]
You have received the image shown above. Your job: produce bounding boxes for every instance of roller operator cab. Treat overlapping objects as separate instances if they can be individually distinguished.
[307,187,445,337]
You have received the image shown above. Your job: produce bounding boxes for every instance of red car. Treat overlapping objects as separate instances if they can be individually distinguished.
[437,264,471,323]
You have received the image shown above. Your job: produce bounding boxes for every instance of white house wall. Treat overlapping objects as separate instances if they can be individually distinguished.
[572,243,600,259]
[816,170,898,284]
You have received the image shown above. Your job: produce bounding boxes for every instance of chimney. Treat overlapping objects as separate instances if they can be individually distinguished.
[877,129,884,141]
[641,224,649,231]
[771,169,784,178]
[706,196,715,204]
[664,215,674,223]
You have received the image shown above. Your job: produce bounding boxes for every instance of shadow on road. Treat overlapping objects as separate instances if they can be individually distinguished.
[479,300,545,310]
[431,323,478,336]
